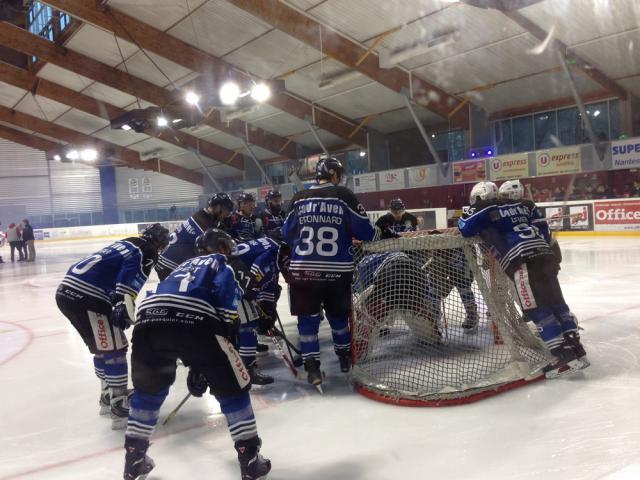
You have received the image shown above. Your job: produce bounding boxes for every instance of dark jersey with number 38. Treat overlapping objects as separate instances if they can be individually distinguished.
[282,183,378,283]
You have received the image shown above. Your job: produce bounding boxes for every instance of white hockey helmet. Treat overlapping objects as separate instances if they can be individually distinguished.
[469,181,498,205]
[499,179,524,201]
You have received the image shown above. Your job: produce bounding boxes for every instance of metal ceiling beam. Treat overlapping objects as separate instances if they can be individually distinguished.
[0,104,203,185]
[0,62,245,171]
[225,0,469,129]
[502,11,628,100]
[0,21,296,162]
[40,0,370,147]
[0,123,60,153]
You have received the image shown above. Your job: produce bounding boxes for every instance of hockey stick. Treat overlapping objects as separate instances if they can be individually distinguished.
[162,393,191,426]
[273,310,302,357]
[266,330,300,378]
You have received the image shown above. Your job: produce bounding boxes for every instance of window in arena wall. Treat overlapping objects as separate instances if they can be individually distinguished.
[512,116,534,153]
[534,111,558,149]
[610,100,620,139]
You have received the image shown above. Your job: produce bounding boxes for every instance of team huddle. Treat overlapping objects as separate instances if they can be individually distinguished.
[55,157,588,480]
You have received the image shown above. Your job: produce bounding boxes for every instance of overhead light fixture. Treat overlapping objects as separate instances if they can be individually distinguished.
[121,124,132,131]
[250,83,271,103]
[157,116,168,127]
[172,118,183,124]
[80,148,98,162]
[359,151,367,157]
[220,82,241,106]
[185,91,200,105]
[53,154,61,161]
[379,31,459,68]
[66,149,79,160]
[593,110,600,117]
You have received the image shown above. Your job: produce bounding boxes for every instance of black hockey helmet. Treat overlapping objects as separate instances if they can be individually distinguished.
[264,189,282,203]
[195,228,236,255]
[389,198,405,212]
[315,156,344,183]
[141,223,170,252]
[237,192,256,206]
[208,192,234,212]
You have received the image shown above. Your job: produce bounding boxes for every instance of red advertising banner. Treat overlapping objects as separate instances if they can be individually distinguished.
[594,200,640,231]
[453,159,486,184]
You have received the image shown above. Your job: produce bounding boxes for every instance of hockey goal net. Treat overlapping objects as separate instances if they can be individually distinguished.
[351,230,550,406]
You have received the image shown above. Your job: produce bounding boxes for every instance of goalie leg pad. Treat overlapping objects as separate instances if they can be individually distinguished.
[297,314,322,362]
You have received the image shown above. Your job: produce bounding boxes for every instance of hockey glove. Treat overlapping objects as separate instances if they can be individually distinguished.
[186,368,208,397]
[111,296,136,330]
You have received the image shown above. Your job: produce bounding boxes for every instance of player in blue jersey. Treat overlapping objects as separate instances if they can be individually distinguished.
[458,181,588,378]
[123,229,271,480]
[282,156,379,388]
[374,198,418,238]
[226,236,287,385]
[260,189,286,240]
[225,192,262,241]
[155,192,234,280]
[55,224,170,429]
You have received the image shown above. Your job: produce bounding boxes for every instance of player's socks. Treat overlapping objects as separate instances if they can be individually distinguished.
[123,437,154,480]
[235,436,271,480]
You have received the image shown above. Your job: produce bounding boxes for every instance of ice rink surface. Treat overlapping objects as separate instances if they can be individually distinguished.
[0,237,639,480]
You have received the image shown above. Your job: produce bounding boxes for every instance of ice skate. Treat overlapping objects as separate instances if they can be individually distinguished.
[99,388,110,416]
[247,361,274,386]
[563,331,590,369]
[337,351,351,373]
[461,312,479,333]
[543,344,584,379]
[236,437,271,480]
[256,343,269,357]
[304,358,324,393]
[111,389,129,430]
[123,437,155,480]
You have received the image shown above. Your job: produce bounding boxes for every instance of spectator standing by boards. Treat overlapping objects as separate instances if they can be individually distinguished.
[22,219,35,262]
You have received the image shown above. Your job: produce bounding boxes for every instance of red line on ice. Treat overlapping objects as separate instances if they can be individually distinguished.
[0,321,33,366]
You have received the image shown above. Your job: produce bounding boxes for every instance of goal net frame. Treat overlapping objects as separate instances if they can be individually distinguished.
[350,230,550,406]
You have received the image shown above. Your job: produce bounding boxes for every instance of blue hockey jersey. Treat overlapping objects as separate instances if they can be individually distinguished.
[61,237,156,304]
[233,237,281,305]
[157,209,220,273]
[458,199,552,274]
[282,183,379,282]
[353,251,409,294]
[137,253,240,330]
[224,212,262,241]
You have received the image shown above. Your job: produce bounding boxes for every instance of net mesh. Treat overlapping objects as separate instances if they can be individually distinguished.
[351,231,550,405]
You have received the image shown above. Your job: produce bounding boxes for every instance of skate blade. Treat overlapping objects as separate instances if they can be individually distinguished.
[99,403,110,416]
[462,326,478,335]
[578,356,591,369]
[314,384,324,394]
[544,360,584,379]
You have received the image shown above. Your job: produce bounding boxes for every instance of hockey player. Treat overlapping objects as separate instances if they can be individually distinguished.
[123,229,271,480]
[282,156,379,388]
[198,232,285,386]
[458,181,588,378]
[55,224,170,429]
[155,193,234,280]
[260,190,286,240]
[375,198,418,237]
[225,192,262,241]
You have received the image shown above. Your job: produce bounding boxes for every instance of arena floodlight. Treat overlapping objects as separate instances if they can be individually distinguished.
[66,149,79,160]
[80,148,98,162]
[250,83,271,103]
[359,151,366,157]
[220,82,241,106]
[53,154,61,161]
[157,116,168,127]
[185,91,200,105]
[121,124,132,131]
